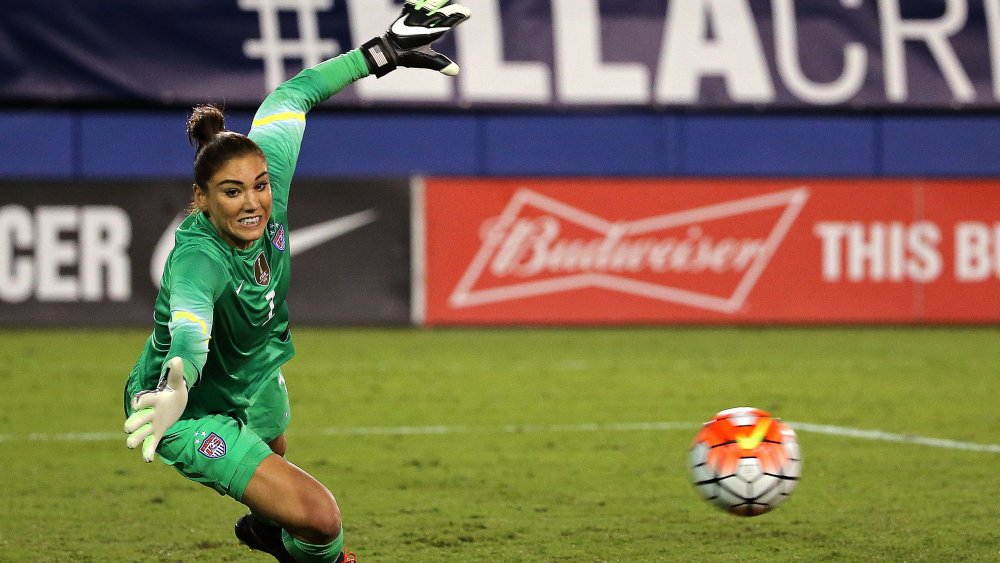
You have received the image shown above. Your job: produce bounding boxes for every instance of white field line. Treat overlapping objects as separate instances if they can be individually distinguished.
[1,421,999,454]
[785,421,1000,454]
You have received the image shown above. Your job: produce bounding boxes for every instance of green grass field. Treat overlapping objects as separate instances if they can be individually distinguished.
[1,327,999,562]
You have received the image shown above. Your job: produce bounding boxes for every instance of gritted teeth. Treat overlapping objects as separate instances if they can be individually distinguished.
[238,216,262,226]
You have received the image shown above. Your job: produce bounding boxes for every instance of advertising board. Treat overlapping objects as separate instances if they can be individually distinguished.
[423,178,1000,324]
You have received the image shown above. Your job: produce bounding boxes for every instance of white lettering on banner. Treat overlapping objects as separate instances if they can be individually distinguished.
[551,0,649,104]
[955,222,1000,281]
[813,221,942,283]
[489,220,764,277]
[240,0,340,92]
[451,188,809,314]
[773,0,868,105]
[234,0,1000,106]
[0,205,131,303]
[0,205,32,302]
[879,0,975,103]
[457,0,551,103]
[987,0,1000,99]
[656,0,775,103]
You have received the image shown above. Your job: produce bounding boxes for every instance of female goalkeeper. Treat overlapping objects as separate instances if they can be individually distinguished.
[121,2,469,562]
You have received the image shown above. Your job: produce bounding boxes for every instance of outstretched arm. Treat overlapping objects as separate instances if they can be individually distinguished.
[248,0,471,208]
[124,250,225,462]
[247,50,369,205]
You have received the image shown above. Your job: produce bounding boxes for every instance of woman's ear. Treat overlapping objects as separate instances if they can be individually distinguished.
[192,184,209,212]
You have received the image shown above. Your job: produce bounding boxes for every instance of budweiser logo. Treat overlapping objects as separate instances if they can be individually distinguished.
[449,187,810,314]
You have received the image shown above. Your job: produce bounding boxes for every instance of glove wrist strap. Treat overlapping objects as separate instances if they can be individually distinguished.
[360,36,398,78]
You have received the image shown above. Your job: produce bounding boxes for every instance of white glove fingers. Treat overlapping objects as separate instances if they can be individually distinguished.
[141,434,160,463]
[124,407,156,433]
[131,391,159,411]
[125,422,153,449]
[124,359,189,464]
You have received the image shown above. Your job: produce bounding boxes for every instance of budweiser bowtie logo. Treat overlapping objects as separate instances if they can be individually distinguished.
[449,187,810,314]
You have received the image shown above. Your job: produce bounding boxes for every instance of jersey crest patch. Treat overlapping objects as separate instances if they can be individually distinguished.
[197,432,227,459]
[270,224,286,252]
[254,252,271,286]
[271,225,287,252]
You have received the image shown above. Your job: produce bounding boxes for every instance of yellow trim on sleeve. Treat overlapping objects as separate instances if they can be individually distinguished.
[172,311,208,335]
[252,112,306,128]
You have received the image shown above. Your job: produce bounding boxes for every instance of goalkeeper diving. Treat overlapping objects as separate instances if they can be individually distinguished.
[122,2,471,561]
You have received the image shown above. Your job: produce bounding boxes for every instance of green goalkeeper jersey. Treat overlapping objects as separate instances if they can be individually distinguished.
[127,50,369,423]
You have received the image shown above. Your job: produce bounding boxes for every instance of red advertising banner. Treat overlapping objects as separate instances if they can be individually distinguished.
[422,178,1000,325]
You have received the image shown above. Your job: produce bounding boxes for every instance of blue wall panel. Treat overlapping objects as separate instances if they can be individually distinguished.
[1,112,998,180]
[296,114,479,177]
[78,112,196,178]
[881,116,1000,176]
[483,114,678,176]
[682,115,878,177]
[0,112,74,177]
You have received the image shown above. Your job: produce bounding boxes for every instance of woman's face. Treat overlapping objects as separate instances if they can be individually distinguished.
[195,153,272,250]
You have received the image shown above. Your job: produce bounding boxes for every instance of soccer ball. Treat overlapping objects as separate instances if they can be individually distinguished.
[688,407,802,516]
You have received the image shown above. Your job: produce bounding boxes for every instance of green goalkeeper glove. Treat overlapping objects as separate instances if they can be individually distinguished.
[124,357,189,463]
[360,0,471,78]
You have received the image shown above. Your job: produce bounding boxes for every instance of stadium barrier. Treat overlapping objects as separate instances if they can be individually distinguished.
[0,179,411,326]
[421,178,1000,325]
[2,177,998,326]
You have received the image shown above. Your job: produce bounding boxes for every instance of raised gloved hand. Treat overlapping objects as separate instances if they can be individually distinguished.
[124,357,189,463]
[361,0,471,78]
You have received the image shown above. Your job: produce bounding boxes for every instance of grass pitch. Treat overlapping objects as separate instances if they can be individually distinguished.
[1,327,999,562]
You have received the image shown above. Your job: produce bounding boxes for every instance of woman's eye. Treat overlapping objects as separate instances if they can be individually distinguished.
[226,189,240,197]
[256,182,270,191]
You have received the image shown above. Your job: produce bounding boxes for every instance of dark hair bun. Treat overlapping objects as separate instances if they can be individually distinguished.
[187,104,227,151]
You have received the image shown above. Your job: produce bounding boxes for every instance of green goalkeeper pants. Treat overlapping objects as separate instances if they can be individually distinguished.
[124,370,291,502]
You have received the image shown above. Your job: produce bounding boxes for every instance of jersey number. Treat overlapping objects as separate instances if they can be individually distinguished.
[265,290,276,321]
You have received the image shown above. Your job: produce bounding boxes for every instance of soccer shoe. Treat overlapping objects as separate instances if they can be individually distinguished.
[235,513,297,563]
[236,514,358,562]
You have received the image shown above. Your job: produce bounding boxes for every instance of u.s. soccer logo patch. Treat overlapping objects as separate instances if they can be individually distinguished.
[271,224,286,252]
[197,432,227,459]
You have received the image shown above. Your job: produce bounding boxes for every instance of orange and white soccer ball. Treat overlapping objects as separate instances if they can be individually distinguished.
[689,407,802,516]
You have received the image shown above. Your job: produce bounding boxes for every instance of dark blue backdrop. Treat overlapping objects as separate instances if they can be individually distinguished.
[2,110,999,178]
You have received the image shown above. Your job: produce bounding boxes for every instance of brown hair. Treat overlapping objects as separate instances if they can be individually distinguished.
[186,104,265,191]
